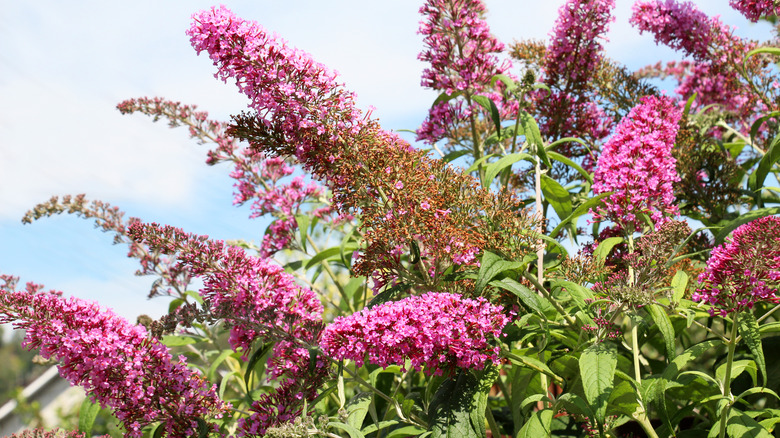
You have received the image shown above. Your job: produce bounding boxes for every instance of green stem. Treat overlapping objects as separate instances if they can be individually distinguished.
[633,404,660,438]
[486,405,502,438]
[718,317,740,438]
[521,272,577,327]
[632,323,641,385]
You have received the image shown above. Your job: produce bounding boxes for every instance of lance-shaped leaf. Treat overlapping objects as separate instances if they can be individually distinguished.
[579,342,617,424]
[738,312,767,386]
[429,367,498,438]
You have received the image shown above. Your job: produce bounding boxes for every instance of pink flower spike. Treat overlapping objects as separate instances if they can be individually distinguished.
[591,95,682,231]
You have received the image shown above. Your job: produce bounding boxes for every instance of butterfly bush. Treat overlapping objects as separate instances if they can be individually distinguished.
[0,284,228,437]
[591,95,681,231]
[188,6,537,291]
[537,0,615,146]
[415,0,517,147]
[693,216,780,316]
[320,292,510,376]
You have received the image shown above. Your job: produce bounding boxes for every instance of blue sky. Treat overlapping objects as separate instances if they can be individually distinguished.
[0,0,774,326]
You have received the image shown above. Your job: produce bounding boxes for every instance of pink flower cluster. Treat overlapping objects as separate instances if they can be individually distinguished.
[630,0,726,62]
[321,292,509,376]
[591,95,681,230]
[127,222,329,436]
[416,0,516,145]
[187,5,367,179]
[693,216,780,316]
[536,0,615,148]
[0,285,228,437]
[630,0,759,120]
[729,0,780,22]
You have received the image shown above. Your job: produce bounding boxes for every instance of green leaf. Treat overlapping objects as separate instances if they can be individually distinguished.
[328,421,367,438]
[386,426,428,438]
[647,304,676,361]
[305,244,358,270]
[432,90,462,108]
[671,271,689,303]
[551,280,594,312]
[579,342,617,424]
[207,350,233,382]
[749,111,780,146]
[520,111,550,169]
[244,342,274,388]
[748,133,780,192]
[738,312,767,386]
[465,153,499,174]
[78,398,100,436]
[547,150,593,184]
[549,192,614,239]
[653,339,720,431]
[517,409,553,438]
[724,407,773,438]
[346,392,373,430]
[295,214,311,252]
[442,149,471,163]
[714,207,780,244]
[606,379,641,417]
[490,277,544,316]
[592,237,624,263]
[483,153,534,187]
[745,46,780,67]
[472,95,502,136]
[475,251,524,293]
[540,174,573,220]
[161,335,197,347]
[683,92,698,117]
[429,367,498,438]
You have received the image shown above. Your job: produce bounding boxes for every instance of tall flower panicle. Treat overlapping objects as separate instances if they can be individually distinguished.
[693,216,780,316]
[189,6,539,292]
[630,0,760,121]
[729,0,780,22]
[415,0,517,147]
[535,0,615,147]
[320,292,509,376]
[0,284,228,437]
[127,222,329,436]
[591,95,682,230]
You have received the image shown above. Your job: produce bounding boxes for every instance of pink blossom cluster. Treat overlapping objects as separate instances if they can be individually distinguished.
[418,0,508,95]
[693,216,780,316]
[630,0,728,62]
[729,0,780,22]
[187,5,369,179]
[127,222,329,435]
[416,0,516,145]
[544,0,615,90]
[536,0,615,147]
[0,285,228,437]
[591,95,682,230]
[630,0,759,120]
[321,292,509,376]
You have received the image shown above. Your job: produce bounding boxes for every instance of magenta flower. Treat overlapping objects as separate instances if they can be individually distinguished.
[128,222,329,436]
[415,0,517,146]
[534,0,615,149]
[321,292,509,376]
[693,216,780,316]
[0,285,228,437]
[729,0,780,22]
[591,95,682,230]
